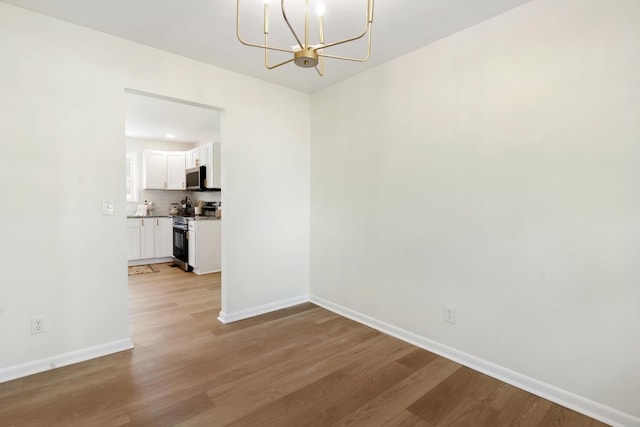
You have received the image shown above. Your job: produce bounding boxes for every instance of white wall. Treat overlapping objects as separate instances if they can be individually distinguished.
[310,0,639,424]
[0,2,309,376]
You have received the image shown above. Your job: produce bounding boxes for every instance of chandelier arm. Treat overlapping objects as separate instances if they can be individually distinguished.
[312,0,374,52]
[281,0,305,50]
[312,27,367,52]
[264,33,295,69]
[315,13,324,77]
[266,57,296,70]
[317,24,373,62]
[314,55,324,76]
[318,53,370,62]
[236,0,294,54]
[238,41,296,55]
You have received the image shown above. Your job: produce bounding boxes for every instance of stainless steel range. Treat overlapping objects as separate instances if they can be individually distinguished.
[172,216,192,271]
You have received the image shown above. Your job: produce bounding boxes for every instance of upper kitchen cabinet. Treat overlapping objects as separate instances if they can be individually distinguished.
[142,150,186,190]
[185,142,221,190]
[142,150,166,189]
[166,152,186,190]
[186,146,206,169]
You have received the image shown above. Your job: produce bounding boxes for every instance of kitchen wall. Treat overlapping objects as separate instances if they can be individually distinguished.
[0,2,309,379]
[310,0,639,425]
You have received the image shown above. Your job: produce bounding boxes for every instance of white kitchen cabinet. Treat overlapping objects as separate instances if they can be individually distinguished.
[185,150,195,169]
[155,217,173,258]
[128,217,173,263]
[167,151,186,190]
[188,219,196,270]
[185,143,221,189]
[186,146,206,169]
[127,219,141,261]
[189,219,221,275]
[142,150,185,190]
[142,150,167,190]
[139,217,156,259]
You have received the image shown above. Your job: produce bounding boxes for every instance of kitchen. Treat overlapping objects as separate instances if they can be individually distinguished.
[125,90,222,275]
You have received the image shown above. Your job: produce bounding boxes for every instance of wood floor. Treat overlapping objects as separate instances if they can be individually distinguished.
[0,263,608,426]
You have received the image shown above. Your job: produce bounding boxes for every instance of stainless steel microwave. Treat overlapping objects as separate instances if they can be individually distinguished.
[185,166,206,190]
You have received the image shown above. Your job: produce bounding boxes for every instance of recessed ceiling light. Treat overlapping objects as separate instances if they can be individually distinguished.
[166,134,176,139]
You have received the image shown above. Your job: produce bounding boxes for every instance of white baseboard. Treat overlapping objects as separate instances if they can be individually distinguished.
[310,295,639,427]
[218,294,310,324]
[194,268,221,275]
[0,338,134,383]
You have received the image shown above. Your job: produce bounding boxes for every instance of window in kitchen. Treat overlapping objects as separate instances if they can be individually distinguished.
[126,154,137,202]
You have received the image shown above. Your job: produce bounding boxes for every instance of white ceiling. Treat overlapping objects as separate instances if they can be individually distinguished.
[2,0,532,94]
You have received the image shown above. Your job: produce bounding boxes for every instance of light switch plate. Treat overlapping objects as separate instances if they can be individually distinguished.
[102,200,114,216]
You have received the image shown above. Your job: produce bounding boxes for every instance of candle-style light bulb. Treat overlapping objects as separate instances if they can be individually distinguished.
[264,0,269,34]
[316,3,325,49]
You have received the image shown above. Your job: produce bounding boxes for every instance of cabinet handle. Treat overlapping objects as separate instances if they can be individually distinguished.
[156,219,159,226]
[186,231,189,240]
[164,181,167,189]
[141,219,144,227]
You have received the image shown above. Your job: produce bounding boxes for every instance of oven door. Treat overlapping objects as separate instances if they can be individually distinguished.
[172,223,191,271]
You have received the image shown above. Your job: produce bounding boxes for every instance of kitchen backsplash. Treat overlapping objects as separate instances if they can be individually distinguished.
[127,190,221,216]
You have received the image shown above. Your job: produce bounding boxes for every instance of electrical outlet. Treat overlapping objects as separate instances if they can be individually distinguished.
[31,316,45,334]
[444,305,456,324]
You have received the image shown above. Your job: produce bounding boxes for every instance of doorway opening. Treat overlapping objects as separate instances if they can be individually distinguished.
[124,88,224,324]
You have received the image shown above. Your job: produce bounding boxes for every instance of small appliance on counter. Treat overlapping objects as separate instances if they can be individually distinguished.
[134,204,148,216]
[179,196,192,216]
[134,200,155,216]
[168,203,180,215]
[194,200,203,215]
[200,201,220,218]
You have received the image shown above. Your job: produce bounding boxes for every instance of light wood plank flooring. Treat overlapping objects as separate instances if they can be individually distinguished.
[0,263,609,426]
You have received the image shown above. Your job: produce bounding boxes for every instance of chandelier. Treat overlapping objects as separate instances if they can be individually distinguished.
[236,0,375,76]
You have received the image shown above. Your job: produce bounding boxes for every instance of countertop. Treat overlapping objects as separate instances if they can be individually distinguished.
[127,215,220,221]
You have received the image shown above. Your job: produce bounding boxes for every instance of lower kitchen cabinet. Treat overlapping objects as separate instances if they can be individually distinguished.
[188,220,196,270]
[140,217,155,259]
[155,217,173,258]
[128,217,173,263]
[127,219,141,260]
[188,219,221,275]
